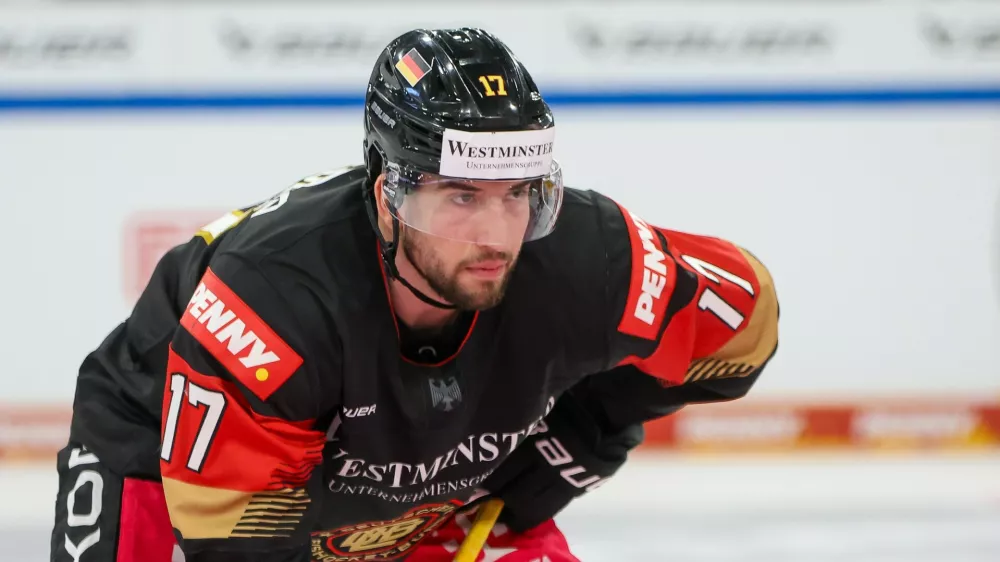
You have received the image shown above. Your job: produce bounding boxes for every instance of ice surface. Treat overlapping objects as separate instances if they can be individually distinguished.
[5,452,999,562]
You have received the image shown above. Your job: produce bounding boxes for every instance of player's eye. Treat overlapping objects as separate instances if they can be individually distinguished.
[451,193,477,206]
[507,186,528,200]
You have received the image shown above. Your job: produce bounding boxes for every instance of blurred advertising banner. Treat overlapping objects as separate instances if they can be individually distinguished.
[3,397,999,464]
[643,397,1000,452]
[0,1,997,102]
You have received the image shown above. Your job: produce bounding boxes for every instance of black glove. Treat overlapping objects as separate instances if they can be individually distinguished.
[481,388,644,532]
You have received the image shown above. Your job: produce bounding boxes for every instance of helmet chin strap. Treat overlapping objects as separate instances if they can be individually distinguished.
[363,185,457,310]
[393,269,458,310]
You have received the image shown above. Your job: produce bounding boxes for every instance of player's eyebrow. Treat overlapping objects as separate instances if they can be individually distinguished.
[434,181,532,192]
[435,182,482,192]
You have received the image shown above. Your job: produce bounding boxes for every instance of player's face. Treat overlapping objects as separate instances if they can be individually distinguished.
[400,179,531,310]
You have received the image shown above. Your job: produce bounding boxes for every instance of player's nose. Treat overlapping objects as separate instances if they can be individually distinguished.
[468,200,515,246]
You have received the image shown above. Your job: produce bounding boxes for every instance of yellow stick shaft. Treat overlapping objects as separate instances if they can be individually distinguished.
[452,498,505,562]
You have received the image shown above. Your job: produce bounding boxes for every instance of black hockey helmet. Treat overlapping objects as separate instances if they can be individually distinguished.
[362,28,564,308]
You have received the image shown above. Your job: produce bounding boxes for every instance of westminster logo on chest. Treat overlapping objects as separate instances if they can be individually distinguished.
[323,393,555,505]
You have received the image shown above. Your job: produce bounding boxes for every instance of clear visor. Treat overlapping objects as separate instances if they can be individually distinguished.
[383,160,564,246]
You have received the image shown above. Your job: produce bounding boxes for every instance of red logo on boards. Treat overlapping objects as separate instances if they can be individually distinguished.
[122,211,225,303]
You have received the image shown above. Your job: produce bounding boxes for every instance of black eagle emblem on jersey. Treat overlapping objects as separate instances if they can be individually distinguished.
[428,377,462,412]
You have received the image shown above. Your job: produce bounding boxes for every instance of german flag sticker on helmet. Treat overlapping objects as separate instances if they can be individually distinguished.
[395,48,432,87]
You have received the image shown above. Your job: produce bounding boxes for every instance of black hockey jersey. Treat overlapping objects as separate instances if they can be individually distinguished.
[68,166,779,561]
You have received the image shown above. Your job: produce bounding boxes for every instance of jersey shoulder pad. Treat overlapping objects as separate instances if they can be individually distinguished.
[601,195,779,383]
[180,262,303,401]
[209,166,367,258]
[523,186,606,275]
[516,187,611,306]
[610,200,676,341]
[178,249,341,408]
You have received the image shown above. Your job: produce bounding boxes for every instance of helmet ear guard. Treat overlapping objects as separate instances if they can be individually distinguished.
[363,140,383,189]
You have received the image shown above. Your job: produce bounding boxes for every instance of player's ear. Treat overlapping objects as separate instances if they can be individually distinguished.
[372,172,403,236]
[373,173,394,230]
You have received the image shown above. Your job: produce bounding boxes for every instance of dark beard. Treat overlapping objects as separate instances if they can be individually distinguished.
[401,228,515,311]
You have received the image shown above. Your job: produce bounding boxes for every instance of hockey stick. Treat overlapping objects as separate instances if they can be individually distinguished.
[452,498,504,562]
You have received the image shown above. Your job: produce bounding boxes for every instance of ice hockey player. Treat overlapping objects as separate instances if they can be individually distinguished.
[51,27,779,562]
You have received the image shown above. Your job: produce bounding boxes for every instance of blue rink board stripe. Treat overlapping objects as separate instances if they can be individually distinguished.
[1,85,1000,111]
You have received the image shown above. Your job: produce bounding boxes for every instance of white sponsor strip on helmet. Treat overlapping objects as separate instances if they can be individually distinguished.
[438,127,557,180]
